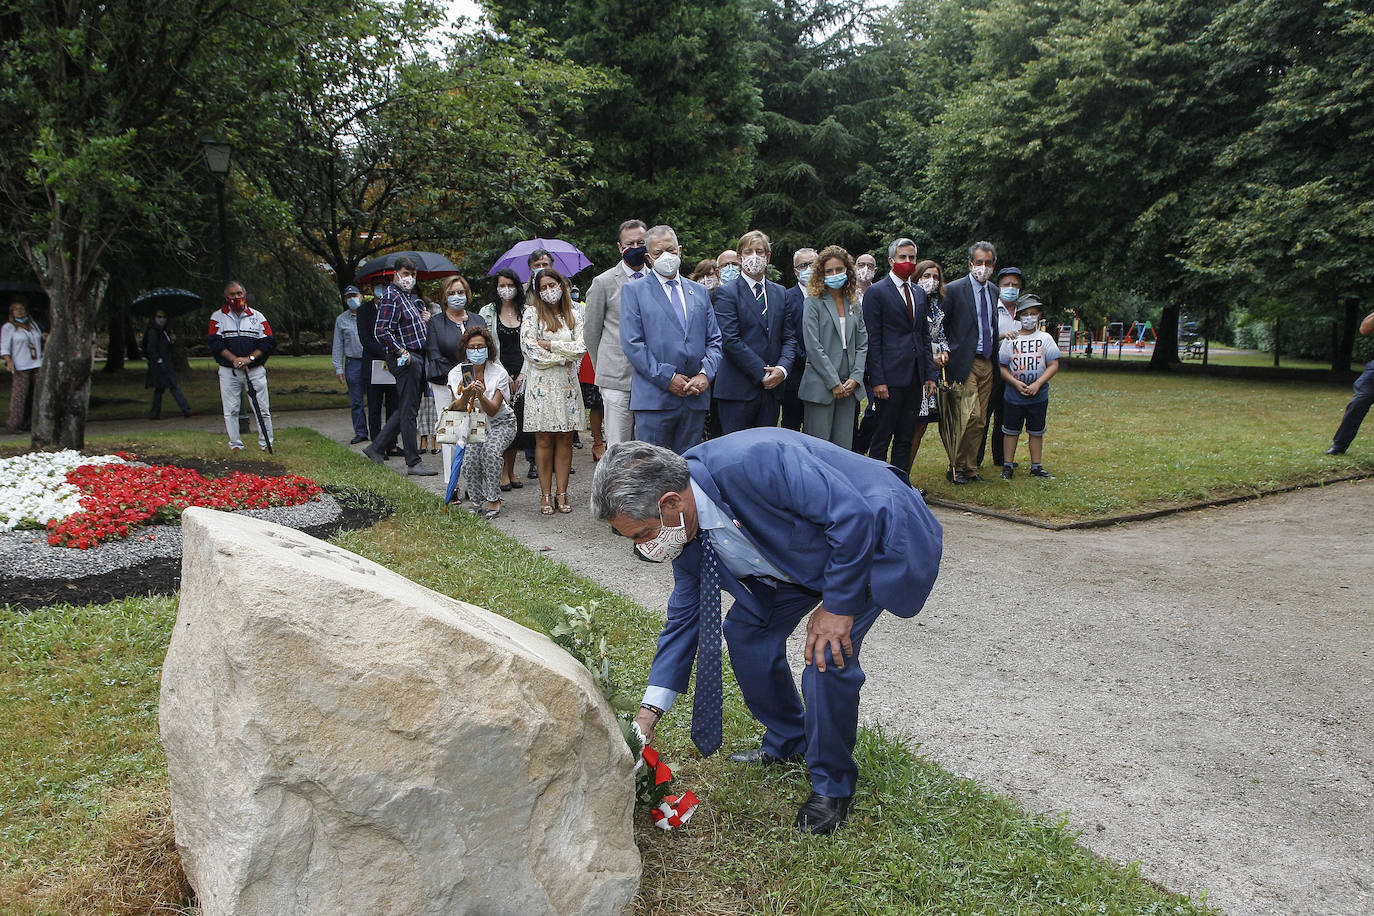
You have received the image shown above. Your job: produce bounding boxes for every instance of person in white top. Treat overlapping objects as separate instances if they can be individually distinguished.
[2,300,44,434]
[448,326,516,519]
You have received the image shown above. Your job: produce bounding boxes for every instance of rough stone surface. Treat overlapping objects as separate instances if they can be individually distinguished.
[160,507,639,916]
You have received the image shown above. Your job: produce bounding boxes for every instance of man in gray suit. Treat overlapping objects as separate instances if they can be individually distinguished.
[585,219,649,451]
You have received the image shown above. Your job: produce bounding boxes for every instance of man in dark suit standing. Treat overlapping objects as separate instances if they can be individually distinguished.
[710,230,799,434]
[357,286,396,444]
[779,247,816,432]
[619,224,723,454]
[941,241,1000,484]
[856,237,937,479]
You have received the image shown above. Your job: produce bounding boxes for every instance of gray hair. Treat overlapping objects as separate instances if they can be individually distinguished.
[645,224,678,250]
[591,441,690,521]
[968,240,997,262]
[792,247,817,267]
[887,238,917,260]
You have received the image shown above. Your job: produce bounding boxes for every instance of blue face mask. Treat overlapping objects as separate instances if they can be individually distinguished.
[824,272,848,289]
[719,264,741,284]
[373,286,385,299]
[999,286,1020,303]
[14,315,29,323]
[346,297,361,310]
[797,268,813,285]
[466,348,488,365]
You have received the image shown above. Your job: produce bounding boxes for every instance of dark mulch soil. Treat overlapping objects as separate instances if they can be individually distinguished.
[3,452,393,611]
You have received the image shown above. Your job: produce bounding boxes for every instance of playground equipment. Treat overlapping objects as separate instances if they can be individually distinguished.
[1124,320,1156,349]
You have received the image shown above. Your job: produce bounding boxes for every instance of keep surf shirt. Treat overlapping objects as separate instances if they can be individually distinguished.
[999,330,1060,405]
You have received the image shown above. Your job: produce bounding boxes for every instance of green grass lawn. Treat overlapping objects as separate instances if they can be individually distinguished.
[0,356,352,423]
[0,429,1219,915]
[910,366,1372,522]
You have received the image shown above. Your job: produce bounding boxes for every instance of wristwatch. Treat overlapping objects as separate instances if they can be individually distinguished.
[639,703,664,722]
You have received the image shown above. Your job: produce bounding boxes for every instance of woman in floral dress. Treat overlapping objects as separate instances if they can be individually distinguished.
[521,268,586,515]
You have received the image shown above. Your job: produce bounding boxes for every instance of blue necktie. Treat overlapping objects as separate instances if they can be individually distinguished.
[755,281,766,319]
[668,279,687,334]
[979,285,994,358]
[691,531,723,757]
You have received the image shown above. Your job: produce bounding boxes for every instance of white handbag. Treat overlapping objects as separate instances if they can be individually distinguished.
[434,409,470,445]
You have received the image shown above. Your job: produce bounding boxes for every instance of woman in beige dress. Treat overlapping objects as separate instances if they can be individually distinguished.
[521,267,586,515]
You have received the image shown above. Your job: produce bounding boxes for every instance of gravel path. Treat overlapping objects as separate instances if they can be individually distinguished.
[49,410,1374,915]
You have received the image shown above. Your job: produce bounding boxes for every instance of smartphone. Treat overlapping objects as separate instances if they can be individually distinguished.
[459,362,475,387]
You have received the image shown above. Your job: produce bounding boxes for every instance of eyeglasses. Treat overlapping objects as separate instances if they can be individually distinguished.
[795,260,815,271]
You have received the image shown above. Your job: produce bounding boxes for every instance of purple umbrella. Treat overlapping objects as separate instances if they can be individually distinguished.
[488,238,592,282]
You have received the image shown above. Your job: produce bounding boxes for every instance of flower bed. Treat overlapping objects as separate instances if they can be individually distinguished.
[0,450,322,549]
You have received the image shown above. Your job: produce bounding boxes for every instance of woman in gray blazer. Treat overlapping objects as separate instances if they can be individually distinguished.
[799,245,868,449]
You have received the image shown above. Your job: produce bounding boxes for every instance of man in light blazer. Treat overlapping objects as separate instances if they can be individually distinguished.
[619,224,724,454]
[711,229,799,434]
[584,219,649,451]
[941,240,1000,483]
[857,237,937,478]
[593,430,943,835]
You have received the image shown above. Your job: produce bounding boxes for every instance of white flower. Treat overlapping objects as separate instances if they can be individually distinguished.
[0,450,125,532]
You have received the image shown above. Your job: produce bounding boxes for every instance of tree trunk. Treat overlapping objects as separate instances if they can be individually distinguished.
[1148,304,1181,369]
[1202,336,1209,366]
[26,249,105,451]
[1333,299,1358,373]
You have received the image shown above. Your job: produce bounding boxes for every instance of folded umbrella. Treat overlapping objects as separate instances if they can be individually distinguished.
[488,238,591,282]
[444,441,467,505]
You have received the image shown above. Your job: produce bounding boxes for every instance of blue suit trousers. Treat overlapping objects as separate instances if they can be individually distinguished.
[635,404,707,455]
[1332,360,1374,451]
[723,580,886,798]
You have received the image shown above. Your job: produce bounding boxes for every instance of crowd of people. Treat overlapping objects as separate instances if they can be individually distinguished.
[188,223,1067,508]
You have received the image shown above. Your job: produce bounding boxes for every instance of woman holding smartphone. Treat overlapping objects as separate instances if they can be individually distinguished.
[521,267,586,515]
[448,326,515,519]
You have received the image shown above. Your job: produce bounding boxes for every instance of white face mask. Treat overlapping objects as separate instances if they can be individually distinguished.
[1020,314,1040,330]
[496,286,516,300]
[702,276,719,290]
[651,251,681,278]
[856,265,875,283]
[395,275,416,292]
[635,506,691,562]
[447,294,467,310]
[969,265,992,283]
[918,276,938,294]
[539,286,562,305]
[740,253,767,278]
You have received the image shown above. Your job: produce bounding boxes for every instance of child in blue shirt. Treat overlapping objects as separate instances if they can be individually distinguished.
[997,294,1060,479]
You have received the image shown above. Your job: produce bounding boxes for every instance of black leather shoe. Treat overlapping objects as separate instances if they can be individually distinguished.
[527,464,539,479]
[1324,446,1346,455]
[1029,465,1054,479]
[965,473,984,483]
[727,747,804,766]
[349,435,368,444]
[795,792,854,835]
[953,472,971,485]
[362,445,385,464]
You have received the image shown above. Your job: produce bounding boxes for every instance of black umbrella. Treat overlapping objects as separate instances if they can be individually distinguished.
[130,288,202,317]
[354,251,460,286]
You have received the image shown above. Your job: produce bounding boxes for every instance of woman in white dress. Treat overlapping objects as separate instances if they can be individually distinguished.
[521,267,586,515]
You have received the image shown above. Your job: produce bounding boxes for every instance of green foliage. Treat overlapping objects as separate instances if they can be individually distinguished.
[544,600,639,714]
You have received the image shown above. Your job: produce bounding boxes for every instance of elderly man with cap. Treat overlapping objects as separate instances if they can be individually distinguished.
[332,285,370,444]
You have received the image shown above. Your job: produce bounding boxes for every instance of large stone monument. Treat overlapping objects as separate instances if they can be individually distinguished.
[160,508,639,915]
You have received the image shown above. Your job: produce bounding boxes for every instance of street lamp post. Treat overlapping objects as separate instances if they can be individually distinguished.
[201,136,249,434]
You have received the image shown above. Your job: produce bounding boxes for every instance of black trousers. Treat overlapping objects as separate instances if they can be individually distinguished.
[977,380,1006,467]
[859,382,922,475]
[779,357,805,432]
[371,351,423,465]
[717,391,781,435]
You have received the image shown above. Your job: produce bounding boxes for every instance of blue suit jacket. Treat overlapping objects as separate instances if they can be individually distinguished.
[646,428,944,695]
[710,274,799,401]
[862,274,936,390]
[620,273,723,411]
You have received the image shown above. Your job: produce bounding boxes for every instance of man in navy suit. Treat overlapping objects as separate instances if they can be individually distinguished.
[779,247,816,432]
[855,237,937,478]
[619,224,724,454]
[941,241,1000,483]
[710,230,800,434]
[593,430,943,834]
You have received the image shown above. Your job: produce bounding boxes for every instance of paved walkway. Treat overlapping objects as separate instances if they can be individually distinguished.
[34,409,1374,915]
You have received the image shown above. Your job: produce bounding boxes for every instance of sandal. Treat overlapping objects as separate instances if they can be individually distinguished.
[482,505,502,520]
[556,492,572,514]
[540,494,555,516]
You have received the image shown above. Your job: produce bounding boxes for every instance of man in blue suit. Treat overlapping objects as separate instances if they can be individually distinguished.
[779,247,816,432]
[592,429,943,834]
[619,224,724,454]
[856,237,937,479]
[710,230,800,434]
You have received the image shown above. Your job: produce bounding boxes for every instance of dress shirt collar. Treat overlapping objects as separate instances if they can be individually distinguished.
[621,261,643,280]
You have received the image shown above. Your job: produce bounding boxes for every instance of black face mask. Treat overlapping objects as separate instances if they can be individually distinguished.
[622,244,648,269]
